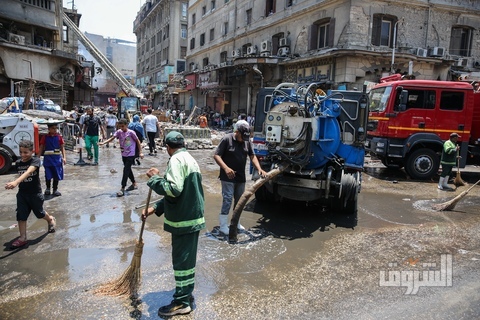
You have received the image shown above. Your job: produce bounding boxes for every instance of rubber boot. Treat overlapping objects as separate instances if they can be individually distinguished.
[219,214,229,235]
[438,177,444,190]
[443,176,452,190]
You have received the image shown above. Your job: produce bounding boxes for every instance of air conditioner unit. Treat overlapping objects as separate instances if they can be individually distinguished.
[428,47,445,57]
[415,48,427,57]
[279,37,289,47]
[232,49,241,58]
[261,40,272,52]
[277,47,290,57]
[260,52,270,57]
[9,34,25,45]
[247,45,257,55]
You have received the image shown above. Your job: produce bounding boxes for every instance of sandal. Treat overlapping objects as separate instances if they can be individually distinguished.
[126,185,138,191]
[48,216,56,233]
[11,238,28,248]
[117,190,125,197]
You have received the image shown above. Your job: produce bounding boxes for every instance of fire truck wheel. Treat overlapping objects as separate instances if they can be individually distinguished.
[0,147,13,175]
[405,148,439,180]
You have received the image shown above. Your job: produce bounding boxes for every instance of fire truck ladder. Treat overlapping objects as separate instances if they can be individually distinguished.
[62,12,142,97]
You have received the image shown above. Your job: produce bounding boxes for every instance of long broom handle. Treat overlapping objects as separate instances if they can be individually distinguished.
[138,188,153,243]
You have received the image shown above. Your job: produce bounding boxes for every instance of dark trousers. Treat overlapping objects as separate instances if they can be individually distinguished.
[147,131,156,153]
[121,156,135,188]
[172,231,200,307]
[440,164,453,178]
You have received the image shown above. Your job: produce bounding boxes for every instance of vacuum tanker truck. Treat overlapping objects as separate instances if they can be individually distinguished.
[252,83,369,216]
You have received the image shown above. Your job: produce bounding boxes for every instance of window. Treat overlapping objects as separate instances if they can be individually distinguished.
[309,18,335,50]
[450,26,473,57]
[266,0,276,16]
[190,38,195,49]
[203,57,209,67]
[200,33,205,46]
[211,0,216,10]
[156,52,161,66]
[181,24,187,39]
[210,28,215,41]
[165,25,169,39]
[62,25,68,43]
[182,3,187,19]
[372,14,397,47]
[223,22,229,35]
[146,40,150,52]
[220,51,228,62]
[440,92,464,111]
[192,13,196,25]
[157,31,161,44]
[151,35,155,48]
[286,0,293,7]
[181,46,187,59]
[404,90,436,110]
[202,6,207,16]
[246,9,252,25]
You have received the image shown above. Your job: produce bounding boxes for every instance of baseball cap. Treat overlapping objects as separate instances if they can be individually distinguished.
[236,120,250,140]
[165,131,185,147]
[450,132,461,138]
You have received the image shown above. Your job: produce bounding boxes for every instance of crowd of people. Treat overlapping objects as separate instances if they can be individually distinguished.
[4,102,269,317]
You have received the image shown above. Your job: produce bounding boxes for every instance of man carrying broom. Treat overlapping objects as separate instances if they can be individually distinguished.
[438,132,460,191]
[142,131,205,317]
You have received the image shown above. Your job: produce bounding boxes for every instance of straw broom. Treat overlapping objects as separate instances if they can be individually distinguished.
[228,163,287,243]
[432,179,480,211]
[453,150,465,187]
[95,188,153,297]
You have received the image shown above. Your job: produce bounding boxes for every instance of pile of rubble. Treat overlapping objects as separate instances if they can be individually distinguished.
[157,121,229,150]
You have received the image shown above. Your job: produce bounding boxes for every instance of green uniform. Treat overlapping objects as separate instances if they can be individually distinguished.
[440,139,456,178]
[147,148,205,307]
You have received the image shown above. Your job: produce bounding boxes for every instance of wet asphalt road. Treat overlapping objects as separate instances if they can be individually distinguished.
[0,146,480,320]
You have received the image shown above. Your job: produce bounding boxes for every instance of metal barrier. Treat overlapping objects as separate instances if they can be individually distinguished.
[60,122,81,151]
[59,122,88,165]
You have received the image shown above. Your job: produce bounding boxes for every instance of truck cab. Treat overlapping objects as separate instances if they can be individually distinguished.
[366,75,476,179]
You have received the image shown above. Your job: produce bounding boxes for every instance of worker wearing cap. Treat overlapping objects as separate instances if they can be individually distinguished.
[438,133,460,190]
[214,120,267,235]
[142,131,205,317]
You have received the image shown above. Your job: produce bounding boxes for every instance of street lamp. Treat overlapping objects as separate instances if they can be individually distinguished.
[391,18,404,74]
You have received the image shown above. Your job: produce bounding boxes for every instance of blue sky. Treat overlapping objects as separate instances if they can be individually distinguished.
[63,0,144,42]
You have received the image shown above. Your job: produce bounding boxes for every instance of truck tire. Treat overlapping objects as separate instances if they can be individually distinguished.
[255,185,275,202]
[332,173,358,215]
[405,148,439,180]
[0,147,13,175]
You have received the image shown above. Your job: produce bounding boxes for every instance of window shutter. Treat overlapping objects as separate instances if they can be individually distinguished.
[327,18,335,47]
[372,15,381,45]
[309,24,318,50]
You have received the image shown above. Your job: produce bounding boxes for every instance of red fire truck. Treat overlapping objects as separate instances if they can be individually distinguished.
[366,74,480,179]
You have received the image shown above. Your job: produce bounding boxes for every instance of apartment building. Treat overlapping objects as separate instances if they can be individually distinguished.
[183,0,479,117]
[134,0,189,109]
[0,0,96,108]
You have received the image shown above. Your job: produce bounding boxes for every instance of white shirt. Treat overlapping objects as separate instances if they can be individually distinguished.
[142,114,158,133]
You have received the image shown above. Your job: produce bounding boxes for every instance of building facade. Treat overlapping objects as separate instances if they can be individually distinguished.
[0,0,95,109]
[134,0,189,109]
[79,32,137,106]
[183,0,480,117]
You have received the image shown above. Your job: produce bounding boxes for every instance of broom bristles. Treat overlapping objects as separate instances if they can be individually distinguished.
[94,240,144,297]
[454,171,465,187]
[433,179,480,211]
